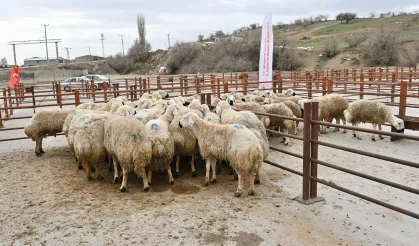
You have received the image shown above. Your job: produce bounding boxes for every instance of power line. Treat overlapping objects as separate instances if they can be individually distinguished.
[100,33,105,57]
[119,34,125,56]
[41,24,50,66]
[167,34,171,49]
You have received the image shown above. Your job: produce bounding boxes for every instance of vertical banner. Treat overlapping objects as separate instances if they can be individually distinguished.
[258,13,274,90]
[9,67,21,89]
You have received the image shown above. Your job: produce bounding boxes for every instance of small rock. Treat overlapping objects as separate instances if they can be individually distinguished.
[356,226,360,229]
[173,236,179,239]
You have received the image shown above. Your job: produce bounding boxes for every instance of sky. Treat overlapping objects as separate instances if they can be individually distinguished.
[1,0,418,66]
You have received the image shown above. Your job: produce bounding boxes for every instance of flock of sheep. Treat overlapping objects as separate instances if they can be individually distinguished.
[23,88,405,197]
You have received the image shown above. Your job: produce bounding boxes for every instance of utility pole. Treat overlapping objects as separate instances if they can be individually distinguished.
[89,47,91,56]
[41,24,50,66]
[62,47,72,63]
[55,42,59,64]
[119,34,125,56]
[167,34,171,49]
[100,33,105,57]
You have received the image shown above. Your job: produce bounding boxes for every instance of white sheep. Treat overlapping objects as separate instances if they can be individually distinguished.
[73,114,111,180]
[232,101,270,129]
[104,116,153,192]
[281,100,302,134]
[133,99,167,124]
[262,103,296,145]
[187,99,205,118]
[169,107,199,177]
[24,108,74,156]
[179,112,263,197]
[144,118,175,185]
[344,99,404,141]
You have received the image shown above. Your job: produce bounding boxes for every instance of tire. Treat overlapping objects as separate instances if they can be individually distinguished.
[64,86,71,92]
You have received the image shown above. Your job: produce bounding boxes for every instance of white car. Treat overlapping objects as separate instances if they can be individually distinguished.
[81,75,112,90]
[61,77,89,92]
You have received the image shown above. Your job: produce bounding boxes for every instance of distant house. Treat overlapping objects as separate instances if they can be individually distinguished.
[214,35,243,43]
[200,41,215,47]
[23,57,65,67]
[75,55,105,63]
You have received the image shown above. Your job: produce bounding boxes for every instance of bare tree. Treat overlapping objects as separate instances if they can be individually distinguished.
[314,15,323,22]
[323,39,339,58]
[137,14,146,46]
[399,41,419,66]
[365,29,399,66]
[214,30,225,37]
[198,34,204,42]
[277,38,302,71]
[369,12,376,18]
[294,18,303,25]
[345,34,367,48]
[324,14,329,21]
[249,23,257,29]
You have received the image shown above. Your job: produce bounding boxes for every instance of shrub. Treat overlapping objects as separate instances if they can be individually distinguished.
[323,39,339,58]
[165,42,202,74]
[345,34,367,48]
[365,29,399,66]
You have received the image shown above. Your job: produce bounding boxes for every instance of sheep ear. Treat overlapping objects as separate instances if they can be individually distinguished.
[188,117,195,126]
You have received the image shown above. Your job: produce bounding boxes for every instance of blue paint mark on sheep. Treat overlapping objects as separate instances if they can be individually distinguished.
[140,109,149,113]
[151,123,159,130]
[234,124,244,129]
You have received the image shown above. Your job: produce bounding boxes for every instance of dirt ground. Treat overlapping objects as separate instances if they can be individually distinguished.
[0,95,418,245]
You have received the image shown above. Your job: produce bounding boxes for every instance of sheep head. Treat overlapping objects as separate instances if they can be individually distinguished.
[392,117,405,130]
[226,95,235,106]
[284,89,296,97]
[179,112,199,128]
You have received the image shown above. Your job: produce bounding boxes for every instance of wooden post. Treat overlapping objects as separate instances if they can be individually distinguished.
[302,102,312,201]
[223,81,229,93]
[0,103,3,128]
[125,79,129,99]
[217,79,221,98]
[31,86,35,113]
[242,75,247,95]
[14,87,19,108]
[147,77,150,91]
[391,73,396,103]
[184,76,188,95]
[157,76,161,89]
[91,80,96,101]
[169,77,174,93]
[310,102,319,199]
[113,83,117,98]
[180,77,184,96]
[196,77,200,95]
[409,68,412,89]
[307,81,312,98]
[278,73,283,93]
[57,82,62,108]
[399,81,407,117]
[273,73,277,94]
[52,81,56,99]
[3,89,8,118]
[360,73,364,100]
[210,75,215,93]
[75,90,80,106]
[7,87,13,116]
[133,82,138,100]
[322,77,327,96]
[130,85,134,101]
[103,82,108,102]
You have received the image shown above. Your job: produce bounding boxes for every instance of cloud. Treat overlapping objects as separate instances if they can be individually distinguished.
[1,0,418,66]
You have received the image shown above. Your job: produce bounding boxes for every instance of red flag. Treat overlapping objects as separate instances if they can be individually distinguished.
[9,67,21,89]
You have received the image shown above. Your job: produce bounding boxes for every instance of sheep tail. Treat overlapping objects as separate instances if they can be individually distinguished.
[249,144,263,171]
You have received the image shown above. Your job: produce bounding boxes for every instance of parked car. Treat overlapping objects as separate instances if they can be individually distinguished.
[81,75,112,90]
[61,77,89,92]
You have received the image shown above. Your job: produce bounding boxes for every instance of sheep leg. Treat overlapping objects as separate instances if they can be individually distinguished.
[210,157,217,184]
[147,169,152,185]
[248,170,256,196]
[174,155,180,178]
[190,155,198,177]
[283,129,290,146]
[294,121,298,135]
[86,162,93,181]
[39,137,45,154]
[112,155,120,183]
[354,123,362,140]
[334,118,340,132]
[204,158,211,186]
[234,171,244,197]
[135,167,150,192]
[120,168,129,192]
[35,137,42,156]
[167,166,175,185]
[255,170,260,184]
[371,123,377,141]
[378,124,384,139]
[342,117,347,133]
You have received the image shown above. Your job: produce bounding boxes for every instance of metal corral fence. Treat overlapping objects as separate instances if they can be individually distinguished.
[0,69,418,220]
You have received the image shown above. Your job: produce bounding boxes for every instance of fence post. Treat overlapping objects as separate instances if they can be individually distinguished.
[91,80,96,102]
[3,89,8,118]
[103,82,108,102]
[31,86,35,113]
[133,82,138,100]
[242,75,247,95]
[307,81,312,98]
[157,76,161,89]
[125,79,129,99]
[409,68,412,89]
[196,77,201,95]
[210,75,215,93]
[200,93,206,105]
[147,77,150,91]
[7,87,13,116]
[206,93,211,105]
[184,76,188,95]
[272,74,277,94]
[130,85,134,101]
[169,77,174,93]
[399,81,407,117]
[113,83,117,98]
[75,90,80,106]
[278,73,283,93]
[14,87,19,108]
[57,82,62,108]
[52,81,56,99]
[180,77,184,96]
[360,73,364,100]
[391,73,396,103]
[223,81,229,94]
[310,102,319,199]
[217,79,221,98]
[322,77,327,96]
[302,102,312,201]
[142,79,147,94]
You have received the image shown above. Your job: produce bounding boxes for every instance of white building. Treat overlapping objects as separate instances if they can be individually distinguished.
[214,35,243,43]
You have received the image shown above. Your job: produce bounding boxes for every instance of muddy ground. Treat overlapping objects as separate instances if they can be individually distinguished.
[0,94,418,245]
